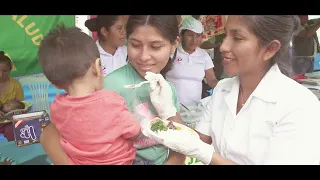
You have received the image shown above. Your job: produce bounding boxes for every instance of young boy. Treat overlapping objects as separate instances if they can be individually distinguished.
[37,24,141,165]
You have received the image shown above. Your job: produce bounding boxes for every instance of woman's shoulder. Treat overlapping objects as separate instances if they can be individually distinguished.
[277,74,320,106]
[274,75,320,129]
[118,45,128,55]
[105,64,132,79]
[214,77,237,92]
[9,77,22,88]
[190,47,212,60]
[103,64,138,90]
[0,77,23,103]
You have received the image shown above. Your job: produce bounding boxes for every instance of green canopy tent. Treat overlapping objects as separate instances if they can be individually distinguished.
[0,15,75,78]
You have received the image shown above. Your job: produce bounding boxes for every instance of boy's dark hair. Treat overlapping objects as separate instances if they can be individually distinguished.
[0,51,12,70]
[38,24,100,87]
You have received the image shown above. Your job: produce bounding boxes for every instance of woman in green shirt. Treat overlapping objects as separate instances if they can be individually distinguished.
[40,15,186,165]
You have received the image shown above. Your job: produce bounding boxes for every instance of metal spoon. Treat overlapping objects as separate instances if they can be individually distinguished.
[124,81,152,89]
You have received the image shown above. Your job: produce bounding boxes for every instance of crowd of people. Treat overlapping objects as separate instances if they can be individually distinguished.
[1,15,320,165]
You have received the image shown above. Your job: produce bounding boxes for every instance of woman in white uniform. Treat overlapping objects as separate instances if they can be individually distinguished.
[144,15,320,165]
[85,15,127,76]
[166,17,218,106]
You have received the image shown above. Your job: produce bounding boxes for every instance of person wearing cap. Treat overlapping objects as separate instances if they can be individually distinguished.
[85,15,127,76]
[166,17,218,106]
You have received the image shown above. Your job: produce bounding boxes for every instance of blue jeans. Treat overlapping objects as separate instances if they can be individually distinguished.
[132,159,154,165]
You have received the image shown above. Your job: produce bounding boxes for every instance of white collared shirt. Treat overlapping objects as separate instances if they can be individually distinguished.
[166,43,214,106]
[96,41,128,76]
[196,64,320,165]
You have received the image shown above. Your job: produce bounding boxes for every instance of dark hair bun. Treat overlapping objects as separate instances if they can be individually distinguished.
[0,51,5,56]
[85,18,98,32]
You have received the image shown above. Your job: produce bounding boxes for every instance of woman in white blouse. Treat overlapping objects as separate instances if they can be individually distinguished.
[145,15,320,165]
[166,17,218,106]
[85,15,127,76]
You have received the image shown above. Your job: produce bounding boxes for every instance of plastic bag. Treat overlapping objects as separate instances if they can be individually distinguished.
[179,103,205,129]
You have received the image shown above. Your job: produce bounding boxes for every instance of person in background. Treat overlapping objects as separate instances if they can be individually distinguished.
[144,15,320,165]
[200,15,228,98]
[166,17,218,106]
[200,15,227,81]
[291,15,320,74]
[40,15,186,165]
[0,51,24,141]
[85,15,127,76]
[192,15,201,21]
[38,24,141,165]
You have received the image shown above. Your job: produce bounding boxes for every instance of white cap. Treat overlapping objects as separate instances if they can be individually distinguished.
[179,17,204,34]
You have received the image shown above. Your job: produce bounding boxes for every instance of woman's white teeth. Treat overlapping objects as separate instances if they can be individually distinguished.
[224,58,235,62]
[141,65,152,68]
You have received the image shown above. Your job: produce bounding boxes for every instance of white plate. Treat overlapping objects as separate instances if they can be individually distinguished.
[144,119,200,143]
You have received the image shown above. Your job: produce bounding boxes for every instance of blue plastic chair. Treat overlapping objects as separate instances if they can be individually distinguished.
[0,133,8,144]
[18,76,61,114]
[313,53,320,71]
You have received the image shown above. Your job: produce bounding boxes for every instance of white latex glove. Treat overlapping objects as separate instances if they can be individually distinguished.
[140,118,214,165]
[162,132,215,165]
[144,72,177,120]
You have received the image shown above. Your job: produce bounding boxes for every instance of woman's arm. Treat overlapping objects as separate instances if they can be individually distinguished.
[215,15,226,33]
[196,130,212,145]
[40,123,69,165]
[205,68,218,89]
[209,152,236,165]
[165,112,186,165]
[297,22,320,38]
[203,53,218,89]
[200,41,221,49]
[164,149,186,165]
[168,115,236,165]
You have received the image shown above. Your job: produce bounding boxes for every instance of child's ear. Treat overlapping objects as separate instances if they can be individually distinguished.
[93,58,102,77]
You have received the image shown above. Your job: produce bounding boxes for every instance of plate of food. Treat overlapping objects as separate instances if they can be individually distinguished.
[142,117,200,143]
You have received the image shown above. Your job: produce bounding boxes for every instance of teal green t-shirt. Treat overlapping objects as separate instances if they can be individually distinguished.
[103,64,180,165]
